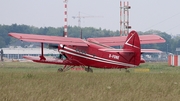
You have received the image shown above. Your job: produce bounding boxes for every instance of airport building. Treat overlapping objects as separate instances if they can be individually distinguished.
[2,46,59,60]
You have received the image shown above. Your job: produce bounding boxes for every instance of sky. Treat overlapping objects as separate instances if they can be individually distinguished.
[0,0,180,35]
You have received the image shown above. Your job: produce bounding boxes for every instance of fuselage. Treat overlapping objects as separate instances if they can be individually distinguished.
[59,41,137,69]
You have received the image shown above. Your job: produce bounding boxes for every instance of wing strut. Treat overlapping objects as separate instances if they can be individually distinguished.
[39,42,46,60]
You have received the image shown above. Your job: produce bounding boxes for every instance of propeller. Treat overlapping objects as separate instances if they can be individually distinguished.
[48,44,59,49]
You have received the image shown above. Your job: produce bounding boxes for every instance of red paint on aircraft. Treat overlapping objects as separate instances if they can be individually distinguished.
[9,30,165,72]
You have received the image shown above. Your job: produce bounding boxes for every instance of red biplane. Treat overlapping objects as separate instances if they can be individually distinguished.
[9,30,165,72]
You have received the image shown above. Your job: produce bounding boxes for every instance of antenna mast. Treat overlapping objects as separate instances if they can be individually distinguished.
[72,12,103,39]
[72,12,103,27]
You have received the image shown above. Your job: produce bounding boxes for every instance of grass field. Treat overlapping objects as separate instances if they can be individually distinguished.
[0,62,180,101]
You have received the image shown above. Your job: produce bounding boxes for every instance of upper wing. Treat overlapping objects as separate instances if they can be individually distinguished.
[9,33,88,46]
[87,34,165,46]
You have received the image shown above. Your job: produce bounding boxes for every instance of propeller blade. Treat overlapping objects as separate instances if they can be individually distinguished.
[48,44,58,49]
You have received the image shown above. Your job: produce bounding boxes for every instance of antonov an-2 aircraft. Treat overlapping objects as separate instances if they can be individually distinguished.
[9,30,165,72]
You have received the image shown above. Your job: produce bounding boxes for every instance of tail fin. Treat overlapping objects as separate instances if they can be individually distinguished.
[123,30,141,66]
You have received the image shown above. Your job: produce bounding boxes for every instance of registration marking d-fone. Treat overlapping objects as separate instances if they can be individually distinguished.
[109,54,119,60]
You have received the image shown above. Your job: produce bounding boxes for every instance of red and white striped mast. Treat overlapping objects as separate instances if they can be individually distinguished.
[63,0,68,37]
[120,1,131,36]
[120,1,123,36]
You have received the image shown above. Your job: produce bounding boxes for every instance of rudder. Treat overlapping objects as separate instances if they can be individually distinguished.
[123,30,141,66]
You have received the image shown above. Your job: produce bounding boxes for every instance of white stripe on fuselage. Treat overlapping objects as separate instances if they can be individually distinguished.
[125,33,140,49]
[59,46,136,67]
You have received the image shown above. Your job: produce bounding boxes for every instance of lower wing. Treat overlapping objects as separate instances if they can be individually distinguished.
[99,49,162,53]
[23,56,84,66]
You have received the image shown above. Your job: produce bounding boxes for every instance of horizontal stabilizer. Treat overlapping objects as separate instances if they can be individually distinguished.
[141,49,162,53]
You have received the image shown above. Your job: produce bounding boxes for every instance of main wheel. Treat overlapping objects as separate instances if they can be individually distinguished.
[125,69,130,73]
[85,68,93,73]
[57,68,63,72]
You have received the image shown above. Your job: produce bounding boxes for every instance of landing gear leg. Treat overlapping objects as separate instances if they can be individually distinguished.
[57,65,74,72]
[125,68,130,73]
[85,66,93,73]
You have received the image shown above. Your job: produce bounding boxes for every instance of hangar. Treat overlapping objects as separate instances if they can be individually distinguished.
[1,46,59,60]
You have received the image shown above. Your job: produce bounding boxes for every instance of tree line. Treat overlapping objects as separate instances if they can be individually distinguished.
[0,24,179,54]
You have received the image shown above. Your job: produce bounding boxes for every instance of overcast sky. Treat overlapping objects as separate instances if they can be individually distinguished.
[0,0,180,35]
